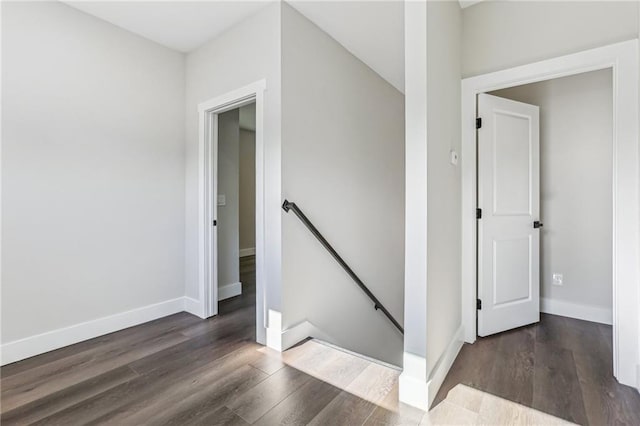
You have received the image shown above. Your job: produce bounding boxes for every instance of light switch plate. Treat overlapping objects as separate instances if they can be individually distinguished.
[217,194,226,206]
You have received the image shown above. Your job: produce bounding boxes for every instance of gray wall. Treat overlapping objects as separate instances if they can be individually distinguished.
[462,1,638,77]
[491,69,613,316]
[217,110,240,289]
[1,1,185,343]
[281,4,405,365]
[425,0,462,376]
[239,129,256,252]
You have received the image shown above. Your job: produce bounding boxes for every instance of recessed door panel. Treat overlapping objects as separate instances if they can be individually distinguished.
[493,236,532,306]
[493,112,531,216]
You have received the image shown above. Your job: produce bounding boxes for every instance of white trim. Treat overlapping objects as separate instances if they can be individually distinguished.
[400,0,429,411]
[184,296,204,318]
[399,352,429,411]
[239,247,256,257]
[426,325,464,408]
[313,339,402,371]
[280,320,330,352]
[197,80,267,346]
[1,297,186,365]
[266,309,283,351]
[219,282,242,301]
[540,298,612,325]
[399,326,464,411]
[461,40,639,388]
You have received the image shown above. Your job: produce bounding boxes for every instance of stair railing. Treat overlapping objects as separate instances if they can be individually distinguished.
[282,200,404,335]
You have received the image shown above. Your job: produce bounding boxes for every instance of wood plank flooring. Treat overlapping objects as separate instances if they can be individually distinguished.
[426,384,574,425]
[434,314,640,425]
[3,256,638,425]
[0,257,416,425]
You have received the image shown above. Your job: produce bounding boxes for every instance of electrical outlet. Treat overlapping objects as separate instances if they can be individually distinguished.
[552,273,563,286]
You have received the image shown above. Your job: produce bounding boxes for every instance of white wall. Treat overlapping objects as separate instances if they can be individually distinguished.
[401,0,429,409]
[184,3,282,320]
[491,70,613,321]
[425,0,462,376]
[281,3,405,366]
[400,0,462,410]
[217,110,240,289]
[1,2,185,343]
[462,1,639,77]
[239,129,256,253]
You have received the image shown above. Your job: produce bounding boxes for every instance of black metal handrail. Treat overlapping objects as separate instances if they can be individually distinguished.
[282,200,404,335]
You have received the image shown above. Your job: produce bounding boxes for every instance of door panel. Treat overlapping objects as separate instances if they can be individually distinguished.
[493,236,531,306]
[493,112,531,215]
[478,93,540,337]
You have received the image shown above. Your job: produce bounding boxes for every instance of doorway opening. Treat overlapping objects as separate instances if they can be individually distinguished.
[468,70,621,421]
[480,69,613,337]
[197,80,267,345]
[449,40,640,423]
[216,103,257,318]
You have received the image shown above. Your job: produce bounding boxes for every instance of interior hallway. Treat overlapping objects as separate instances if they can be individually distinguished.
[435,313,640,425]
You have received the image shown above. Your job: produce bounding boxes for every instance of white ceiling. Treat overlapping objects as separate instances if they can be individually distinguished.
[63,1,405,93]
[64,1,273,53]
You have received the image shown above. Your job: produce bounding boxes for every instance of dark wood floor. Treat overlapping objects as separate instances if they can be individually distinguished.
[0,256,420,425]
[434,313,640,425]
[4,260,640,425]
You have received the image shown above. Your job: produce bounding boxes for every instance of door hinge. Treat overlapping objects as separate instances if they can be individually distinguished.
[212,220,217,226]
[477,299,482,310]
[476,117,482,129]
[476,208,482,219]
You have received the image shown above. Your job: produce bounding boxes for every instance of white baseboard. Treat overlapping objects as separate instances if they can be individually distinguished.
[266,318,332,353]
[184,296,205,319]
[314,339,401,370]
[426,325,464,408]
[218,282,242,301]
[541,297,612,325]
[280,320,331,351]
[1,297,186,366]
[239,247,256,257]
[266,310,283,351]
[399,352,429,411]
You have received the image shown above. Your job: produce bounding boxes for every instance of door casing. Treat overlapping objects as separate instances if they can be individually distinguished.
[197,80,267,345]
[461,39,639,389]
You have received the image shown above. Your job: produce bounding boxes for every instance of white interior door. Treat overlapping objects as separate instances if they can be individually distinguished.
[477,93,540,337]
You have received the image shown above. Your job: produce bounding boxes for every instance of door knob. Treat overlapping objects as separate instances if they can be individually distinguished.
[533,221,543,229]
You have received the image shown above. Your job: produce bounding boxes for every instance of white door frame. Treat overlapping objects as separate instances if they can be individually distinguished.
[197,80,267,345]
[461,40,639,389]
